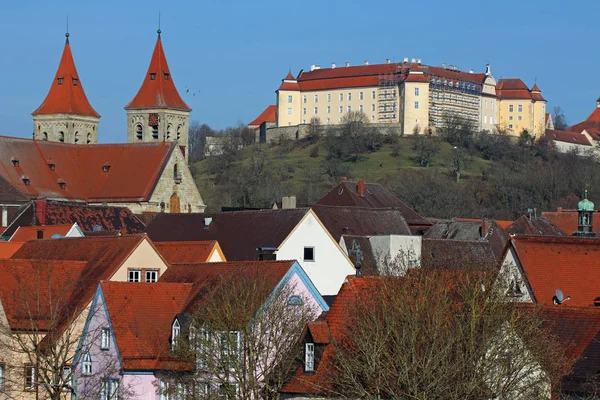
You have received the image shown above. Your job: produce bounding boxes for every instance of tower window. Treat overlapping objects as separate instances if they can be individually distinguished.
[177,125,181,140]
[87,133,91,144]
[74,131,79,143]
[150,73,156,80]
[164,73,170,80]
[167,124,172,140]
[57,78,64,85]
[152,126,159,139]
[42,132,48,141]
[136,124,143,140]
[72,78,78,86]
[59,132,65,142]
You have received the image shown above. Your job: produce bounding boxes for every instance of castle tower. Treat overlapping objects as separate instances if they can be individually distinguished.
[32,33,100,144]
[125,30,191,159]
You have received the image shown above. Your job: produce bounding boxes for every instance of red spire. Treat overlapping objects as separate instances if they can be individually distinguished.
[32,35,100,118]
[125,32,191,111]
[531,83,541,92]
[284,71,295,80]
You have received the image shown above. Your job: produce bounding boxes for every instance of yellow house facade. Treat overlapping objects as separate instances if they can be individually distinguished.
[496,80,546,136]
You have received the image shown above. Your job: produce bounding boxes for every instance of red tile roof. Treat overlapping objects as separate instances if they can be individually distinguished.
[496,78,545,101]
[1,201,145,238]
[0,242,25,258]
[32,37,99,118]
[0,136,174,202]
[0,258,88,330]
[315,180,430,228]
[9,224,74,242]
[507,236,600,307]
[125,34,191,111]
[100,281,193,370]
[568,106,600,135]
[543,209,600,236]
[153,240,224,264]
[249,105,277,126]
[546,130,592,146]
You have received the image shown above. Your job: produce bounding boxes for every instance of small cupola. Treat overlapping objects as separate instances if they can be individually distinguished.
[574,189,596,237]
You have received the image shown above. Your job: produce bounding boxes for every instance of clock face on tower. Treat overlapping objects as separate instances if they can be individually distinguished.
[148,113,159,126]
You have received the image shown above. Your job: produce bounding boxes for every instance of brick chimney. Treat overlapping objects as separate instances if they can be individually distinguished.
[35,198,47,226]
[357,179,365,197]
[481,218,490,239]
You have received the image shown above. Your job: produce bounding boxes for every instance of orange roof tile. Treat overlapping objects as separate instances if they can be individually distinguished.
[153,240,223,264]
[101,282,193,370]
[32,36,99,118]
[508,236,600,307]
[0,136,173,202]
[0,241,24,258]
[543,209,600,236]
[10,224,74,242]
[249,105,277,126]
[125,33,191,111]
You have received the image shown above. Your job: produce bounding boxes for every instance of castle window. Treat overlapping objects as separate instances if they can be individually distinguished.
[136,124,143,140]
[72,78,78,86]
[150,73,156,80]
[59,132,65,142]
[164,73,170,80]
[57,77,64,85]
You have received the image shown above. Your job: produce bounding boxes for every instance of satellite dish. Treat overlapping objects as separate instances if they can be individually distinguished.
[555,289,564,304]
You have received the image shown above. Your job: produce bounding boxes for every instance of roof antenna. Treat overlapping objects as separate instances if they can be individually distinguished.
[65,15,70,44]
[157,11,161,38]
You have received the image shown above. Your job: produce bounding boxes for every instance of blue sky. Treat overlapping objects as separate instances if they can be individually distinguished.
[1,0,598,143]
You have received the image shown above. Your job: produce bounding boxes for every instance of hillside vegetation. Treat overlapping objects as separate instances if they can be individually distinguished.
[191,117,599,220]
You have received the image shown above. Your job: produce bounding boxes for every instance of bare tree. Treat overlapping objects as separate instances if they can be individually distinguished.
[552,106,569,131]
[448,146,472,182]
[323,270,569,399]
[0,260,127,400]
[413,135,440,167]
[440,113,477,148]
[307,117,323,144]
[163,273,318,399]
[188,121,215,163]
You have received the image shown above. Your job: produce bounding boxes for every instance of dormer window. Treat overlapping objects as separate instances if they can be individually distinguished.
[172,320,181,349]
[164,73,170,80]
[150,73,156,80]
[12,159,19,167]
[57,179,66,189]
[48,163,55,171]
[305,343,315,372]
[72,78,78,86]
[102,164,111,173]
[57,77,64,85]
[22,176,30,186]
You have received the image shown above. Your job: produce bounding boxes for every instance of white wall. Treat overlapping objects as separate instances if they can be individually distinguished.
[277,211,354,296]
[497,246,534,303]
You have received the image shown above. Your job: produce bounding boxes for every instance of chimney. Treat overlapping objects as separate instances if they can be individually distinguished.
[345,62,350,67]
[403,57,408,63]
[417,59,422,64]
[35,198,47,225]
[481,218,490,239]
[331,62,336,69]
[315,65,321,70]
[442,63,447,69]
[357,179,365,197]
[469,69,474,74]
[282,196,297,209]
[203,217,213,229]
[364,60,369,66]
[341,176,348,182]
[310,64,316,71]
[386,58,391,64]
[411,58,416,63]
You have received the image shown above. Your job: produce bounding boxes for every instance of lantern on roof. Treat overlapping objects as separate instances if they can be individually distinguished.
[574,189,596,237]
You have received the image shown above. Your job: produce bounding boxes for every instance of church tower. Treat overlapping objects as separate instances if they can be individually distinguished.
[125,30,191,159]
[32,32,100,144]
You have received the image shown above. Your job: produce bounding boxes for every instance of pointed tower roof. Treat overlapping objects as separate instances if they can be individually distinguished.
[531,83,541,92]
[125,31,191,111]
[284,71,295,80]
[32,34,100,118]
[278,71,300,91]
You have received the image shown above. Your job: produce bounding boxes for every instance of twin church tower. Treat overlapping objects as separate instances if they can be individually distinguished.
[31,29,191,157]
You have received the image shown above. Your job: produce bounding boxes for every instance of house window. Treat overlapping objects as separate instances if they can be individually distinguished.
[414,101,419,109]
[509,104,514,112]
[287,95,293,103]
[359,91,364,100]
[303,95,307,104]
[128,269,141,282]
[150,73,156,80]
[372,104,375,112]
[327,93,331,102]
[348,93,352,101]
[146,270,158,283]
[287,108,292,115]
[509,116,513,121]
[303,108,306,115]
[101,327,111,350]
[372,90,376,99]
[359,105,363,112]
[172,320,181,349]
[304,247,315,262]
[314,94,318,103]
[326,106,331,114]
[314,107,318,115]
[82,353,92,375]
[62,365,72,391]
[518,115,522,121]
[339,93,344,101]
[218,331,241,363]
[508,124,514,130]
[484,115,487,124]
[518,104,523,112]
[415,87,420,96]
[100,379,119,400]
[24,365,35,391]
[326,118,330,123]
[338,106,343,113]
[347,105,351,112]
[0,363,4,392]
[305,343,315,372]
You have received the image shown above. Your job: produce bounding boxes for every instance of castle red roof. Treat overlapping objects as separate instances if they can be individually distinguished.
[32,37,100,118]
[568,106,600,134]
[496,78,546,101]
[249,105,277,126]
[506,236,600,307]
[0,136,174,202]
[125,34,191,111]
[546,130,592,146]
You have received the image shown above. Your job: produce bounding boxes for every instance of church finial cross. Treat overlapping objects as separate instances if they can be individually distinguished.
[157,11,162,38]
[65,15,70,44]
